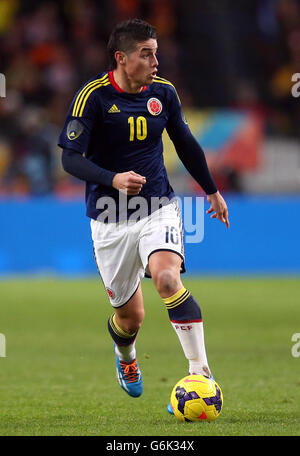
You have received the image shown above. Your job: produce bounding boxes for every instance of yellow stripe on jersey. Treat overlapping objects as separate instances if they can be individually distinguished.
[73,78,109,117]
[72,73,108,116]
[154,76,173,84]
[153,76,181,104]
[72,74,109,117]
[78,80,110,117]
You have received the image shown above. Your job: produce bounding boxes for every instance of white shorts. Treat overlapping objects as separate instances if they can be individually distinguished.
[91,201,185,307]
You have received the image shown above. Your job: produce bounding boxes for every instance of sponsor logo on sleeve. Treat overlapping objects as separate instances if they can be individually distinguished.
[67,119,84,140]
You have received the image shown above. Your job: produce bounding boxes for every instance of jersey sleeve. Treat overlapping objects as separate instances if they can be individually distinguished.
[166,85,218,195]
[166,85,190,140]
[58,83,103,155]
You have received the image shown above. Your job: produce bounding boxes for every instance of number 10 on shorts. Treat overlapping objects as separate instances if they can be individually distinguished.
[165,226,179,245]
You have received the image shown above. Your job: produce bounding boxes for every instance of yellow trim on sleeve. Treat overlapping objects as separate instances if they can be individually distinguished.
[153,77,181,104]
[72,74,108,116]
[77,80,110,117]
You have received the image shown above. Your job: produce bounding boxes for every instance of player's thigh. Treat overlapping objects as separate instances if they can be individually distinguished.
[91,219,144,307]
[139,201,185,280]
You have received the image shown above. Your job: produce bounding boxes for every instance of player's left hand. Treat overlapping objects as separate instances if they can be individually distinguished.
[206,191,230,228]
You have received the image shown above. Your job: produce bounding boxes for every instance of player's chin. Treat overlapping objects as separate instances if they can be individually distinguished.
[147,73,157,84]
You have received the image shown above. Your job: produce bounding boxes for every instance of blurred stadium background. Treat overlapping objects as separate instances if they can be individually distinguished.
[0,0,299,276]
[1,0,300,437]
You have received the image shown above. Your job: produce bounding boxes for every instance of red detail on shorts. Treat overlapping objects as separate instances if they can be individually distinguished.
[106,288,115,298]
[197,412,207,420]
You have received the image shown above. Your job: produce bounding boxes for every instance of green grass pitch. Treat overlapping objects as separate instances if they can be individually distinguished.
[0,277,300,436]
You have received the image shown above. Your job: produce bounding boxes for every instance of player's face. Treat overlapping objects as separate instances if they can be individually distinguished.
[124,39,158,86]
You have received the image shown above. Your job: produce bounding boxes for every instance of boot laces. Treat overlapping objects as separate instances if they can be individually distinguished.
[120,359,139,383]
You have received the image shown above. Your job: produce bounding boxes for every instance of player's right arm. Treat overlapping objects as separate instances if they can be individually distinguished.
[112,171,146,195]
[62,150,145,195]
[58,82,145,195]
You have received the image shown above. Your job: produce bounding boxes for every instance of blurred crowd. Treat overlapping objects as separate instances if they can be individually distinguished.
[0,0,299,197]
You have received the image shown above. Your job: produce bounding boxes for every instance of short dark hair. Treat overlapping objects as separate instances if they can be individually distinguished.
[107,18,157,69]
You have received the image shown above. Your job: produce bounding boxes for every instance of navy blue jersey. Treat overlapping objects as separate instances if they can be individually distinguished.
[59,71,198,220]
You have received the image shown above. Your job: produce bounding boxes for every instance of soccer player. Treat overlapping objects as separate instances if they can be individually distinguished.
[58,19,229,412]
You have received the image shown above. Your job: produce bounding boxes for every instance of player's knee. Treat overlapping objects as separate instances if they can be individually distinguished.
[153,268,180,297]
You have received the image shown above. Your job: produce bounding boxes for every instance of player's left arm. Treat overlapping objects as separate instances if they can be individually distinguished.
[166,87,229,228]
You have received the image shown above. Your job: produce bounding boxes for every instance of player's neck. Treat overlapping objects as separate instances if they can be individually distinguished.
[113,69,144,94]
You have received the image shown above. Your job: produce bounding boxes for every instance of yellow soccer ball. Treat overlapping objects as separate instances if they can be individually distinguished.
[170,374,223,422]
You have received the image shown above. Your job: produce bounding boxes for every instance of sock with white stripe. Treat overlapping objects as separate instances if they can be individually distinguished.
[163,287,211,377]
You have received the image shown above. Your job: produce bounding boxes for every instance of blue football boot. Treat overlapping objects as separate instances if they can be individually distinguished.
[167,402,174,415]
[115,347,143,398]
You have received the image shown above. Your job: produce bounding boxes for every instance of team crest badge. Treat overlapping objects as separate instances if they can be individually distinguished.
[147,97,162,116]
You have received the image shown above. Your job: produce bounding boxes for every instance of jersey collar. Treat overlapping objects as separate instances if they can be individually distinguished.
[108,71,147,93]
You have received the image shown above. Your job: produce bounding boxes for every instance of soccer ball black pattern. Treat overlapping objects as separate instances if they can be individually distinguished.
[170,375,223,422]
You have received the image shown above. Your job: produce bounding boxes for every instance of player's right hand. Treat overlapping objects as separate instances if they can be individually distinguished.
[112,171,146,195]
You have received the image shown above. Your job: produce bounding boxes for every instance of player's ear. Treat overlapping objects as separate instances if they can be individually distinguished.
[115,51,126,66]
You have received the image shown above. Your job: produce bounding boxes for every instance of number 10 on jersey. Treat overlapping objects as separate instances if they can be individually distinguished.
[128,116,147,141]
